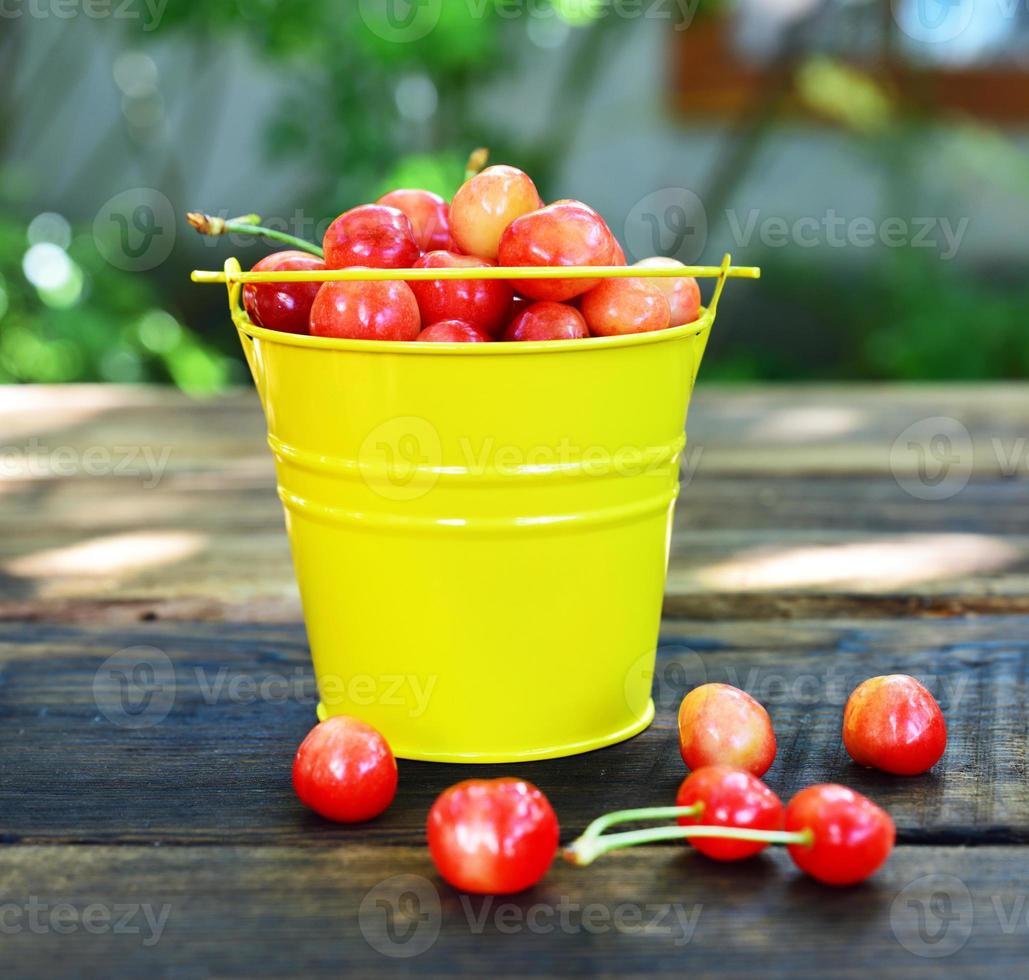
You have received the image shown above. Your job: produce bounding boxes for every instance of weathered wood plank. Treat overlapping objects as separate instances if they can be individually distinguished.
[0,844,1025,977]
[1,618,1025,845]
[2,383,1027,621]
[1,472,1027,621]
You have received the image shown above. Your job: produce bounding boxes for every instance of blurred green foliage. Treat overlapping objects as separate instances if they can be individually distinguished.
[1,4,1025,388]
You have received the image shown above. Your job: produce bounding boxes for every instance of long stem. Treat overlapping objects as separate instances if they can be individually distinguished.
[576,804,704,844]
[186,212,324,258]
[565,824,814,867]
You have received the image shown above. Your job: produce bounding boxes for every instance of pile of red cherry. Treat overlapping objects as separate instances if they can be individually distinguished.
[239,164,700,342]
[292,673,946,893]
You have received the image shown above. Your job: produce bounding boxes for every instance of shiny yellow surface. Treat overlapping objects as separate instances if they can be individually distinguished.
[218,256,741,762]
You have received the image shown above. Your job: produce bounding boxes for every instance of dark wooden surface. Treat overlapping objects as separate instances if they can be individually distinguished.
[2,384,1028,977]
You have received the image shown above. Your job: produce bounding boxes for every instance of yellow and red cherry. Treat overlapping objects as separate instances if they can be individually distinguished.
[580,278,671,336]
[450,165,542,260]
[309,276,420,340]
[634,257,701,326]
[242,250,325,334]
[377,188,451,252]
[409,250,512,336]
[323,204,421,269]
[503,301,589,341]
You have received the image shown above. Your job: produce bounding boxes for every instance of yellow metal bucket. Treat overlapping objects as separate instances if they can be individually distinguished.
[210,255,750,762]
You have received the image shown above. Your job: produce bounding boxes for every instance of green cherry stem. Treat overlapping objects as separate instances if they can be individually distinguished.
[563,802,815,868]
[186,212,324,258]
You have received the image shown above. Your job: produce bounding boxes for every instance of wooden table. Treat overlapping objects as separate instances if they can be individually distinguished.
[2,383,1027,977]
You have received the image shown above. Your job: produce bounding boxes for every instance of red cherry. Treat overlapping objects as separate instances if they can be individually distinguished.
[242,250,326,334]
[409,251,512,336]
[309,276,421,340]
[450,165,542,260]
[608,238,627,265]
[498,200,615,302]
[427,779,559,894]
[417,319,492,343]
[785,785,895,886]
[377,189,451,252]
[678,683,776,777]
[323,204,420,269]
[634,257,701,326]
[503,301,589,341]
[292,716,397,823]
[843,675,947,776]
[580,278,671,337]
[676,766,784,861]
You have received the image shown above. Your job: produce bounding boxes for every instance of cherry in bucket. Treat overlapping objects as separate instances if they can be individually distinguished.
[309,276,421,340]
[292,715,398,823]
[580,277,671,337]
[242,250,326,334]
[634,257,701,326]
[418,319,491,343]
[677,683,777,777]
[409,251,512,336]
[503,301,589,341]
[322,204,421,270]
[377,188,451,252]
[449,164,542,259]
[498,200,617,302]
[843,674,947,776]
[427,778,559,894]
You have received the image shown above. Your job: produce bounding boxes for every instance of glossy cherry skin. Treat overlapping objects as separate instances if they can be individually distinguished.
[785,784,895,886]
[677,683,777,777]
[309,276,421,341]
[843,675,947,776]
[242,250,326,334]
[503,301,589,341]
[417,319,491,343]
[323,204,421,269]
[292,716,398,823]
[676,766,784,861]
[450,165,542,260]
[580,278,671,336]
[498,200,616,302]
[634,257,701,326]
[377,189,451,252]
[427,779,559,894]
[409,251,512,336]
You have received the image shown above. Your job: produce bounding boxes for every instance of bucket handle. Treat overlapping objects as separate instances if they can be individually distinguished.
[225,256,269,408]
